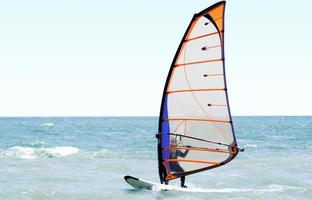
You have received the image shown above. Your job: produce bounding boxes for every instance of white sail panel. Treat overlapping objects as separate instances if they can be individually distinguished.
[188,16,218,39]
[168,62,224,91]
[167,92,229,121]
[167,120,233,146]
[176,35,222,65]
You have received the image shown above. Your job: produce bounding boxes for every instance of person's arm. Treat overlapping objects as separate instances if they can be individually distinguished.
[178,150,189,157]
[177,145,191,157]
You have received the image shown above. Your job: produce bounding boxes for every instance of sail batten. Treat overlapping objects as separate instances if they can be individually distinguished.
[162,147,232,154]
[157,1,238,182]
[166,88,225,94]
[164,159,220,165]
[185,31,222,42]
[162,118,230,123]
[174,58,224,67]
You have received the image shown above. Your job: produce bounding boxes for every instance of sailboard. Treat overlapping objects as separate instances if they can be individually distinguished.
[125,1,243,190]
[124,175,189,191]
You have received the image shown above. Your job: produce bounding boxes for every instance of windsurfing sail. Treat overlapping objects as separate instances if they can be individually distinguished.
[157,1,240,182]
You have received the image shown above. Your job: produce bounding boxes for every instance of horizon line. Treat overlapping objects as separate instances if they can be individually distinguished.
[0,115,311,118]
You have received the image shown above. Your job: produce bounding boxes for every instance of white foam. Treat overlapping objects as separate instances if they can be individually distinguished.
[152,185,253,193]
[1,146,79,159]
[151,184,305,193]
[261,184,306,192]
[5,146,36,159]
[40,123,55,127]
[44,146,79,157]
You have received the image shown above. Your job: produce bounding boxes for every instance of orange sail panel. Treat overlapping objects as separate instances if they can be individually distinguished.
[157,1,238,182]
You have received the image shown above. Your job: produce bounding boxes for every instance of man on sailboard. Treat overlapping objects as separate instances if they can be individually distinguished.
[168,136,190,188]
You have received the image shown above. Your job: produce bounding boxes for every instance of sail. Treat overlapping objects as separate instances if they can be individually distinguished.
[157,1,239,182]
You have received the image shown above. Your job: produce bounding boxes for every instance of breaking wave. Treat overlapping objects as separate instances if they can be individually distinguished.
[0,146,79,159]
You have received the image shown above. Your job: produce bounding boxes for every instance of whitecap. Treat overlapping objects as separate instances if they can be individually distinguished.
[43,146,79,157]
[40,123,55,127]
[0,146,79,159]
[3,146,36,159]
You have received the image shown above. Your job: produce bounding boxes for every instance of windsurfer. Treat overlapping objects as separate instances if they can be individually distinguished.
[169,136,191,188]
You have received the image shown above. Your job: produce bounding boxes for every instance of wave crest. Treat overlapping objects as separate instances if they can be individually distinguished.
[40,123,55,127]
[0,146,79,159]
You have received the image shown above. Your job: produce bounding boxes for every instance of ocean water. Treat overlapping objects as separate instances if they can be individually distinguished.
[0,116,311,200]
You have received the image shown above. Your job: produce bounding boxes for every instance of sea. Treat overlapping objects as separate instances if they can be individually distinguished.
[0,116,311,200]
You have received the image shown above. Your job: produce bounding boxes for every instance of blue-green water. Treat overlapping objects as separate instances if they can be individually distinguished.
[0,117,311,199]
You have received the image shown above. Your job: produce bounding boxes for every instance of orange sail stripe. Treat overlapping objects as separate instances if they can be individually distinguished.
[174,58,223,68]
[163,147,231,154]
[164,159,220,165]
[166,88,225,94]
[208,3,224,32]
[185,31,223,42]
[162,118,230,123]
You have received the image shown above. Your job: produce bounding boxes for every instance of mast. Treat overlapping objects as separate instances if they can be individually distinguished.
[157,1,240,183]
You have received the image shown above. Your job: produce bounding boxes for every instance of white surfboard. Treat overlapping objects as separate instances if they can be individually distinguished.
[124,175,259,193]
[124,175,188,191]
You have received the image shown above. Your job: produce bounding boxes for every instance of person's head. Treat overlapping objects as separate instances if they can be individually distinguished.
[170,136,178,147]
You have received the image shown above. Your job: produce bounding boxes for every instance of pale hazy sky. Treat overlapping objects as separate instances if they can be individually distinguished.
[0,0,311,116]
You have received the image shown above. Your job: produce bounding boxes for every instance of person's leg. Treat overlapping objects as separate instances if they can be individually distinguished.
[181,176,187,188]
[171,162,184,173]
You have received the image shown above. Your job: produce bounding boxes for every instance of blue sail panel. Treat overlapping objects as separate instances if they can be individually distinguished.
[161,95,170,174]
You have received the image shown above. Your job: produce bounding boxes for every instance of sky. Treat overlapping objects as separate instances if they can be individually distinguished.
[0,0,311,116]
